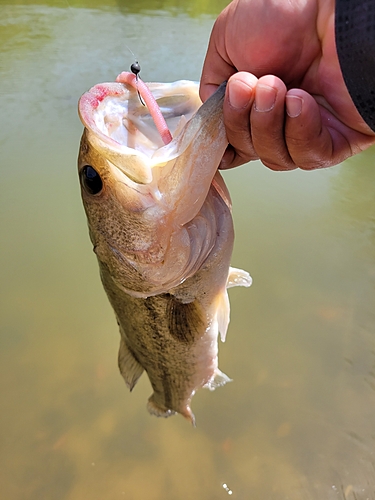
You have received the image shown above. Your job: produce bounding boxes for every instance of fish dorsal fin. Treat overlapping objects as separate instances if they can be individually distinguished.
[118,338,144,391]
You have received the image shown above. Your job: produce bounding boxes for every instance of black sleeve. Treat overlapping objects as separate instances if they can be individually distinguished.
[335,0,375,131]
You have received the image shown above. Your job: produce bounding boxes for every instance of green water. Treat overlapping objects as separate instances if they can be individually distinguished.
[1,2,375,498]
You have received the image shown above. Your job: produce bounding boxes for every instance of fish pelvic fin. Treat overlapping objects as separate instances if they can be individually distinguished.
[167,296,205,345]
[203,369,232,391]
[147,395,196,427]
[227,267,252,289]
[217,267,252,343]
[217,288,230,343]
[118,338,144,391]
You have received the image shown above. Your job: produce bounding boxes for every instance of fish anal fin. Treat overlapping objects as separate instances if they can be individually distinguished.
[118,338,144,391]
[203,369,232,391]
[227,267,252,289]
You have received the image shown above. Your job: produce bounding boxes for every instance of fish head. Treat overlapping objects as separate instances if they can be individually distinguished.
[78,80,228,296]
[78,79,202,221]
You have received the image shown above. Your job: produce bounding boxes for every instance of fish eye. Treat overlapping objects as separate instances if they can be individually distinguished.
[80,165,103,195]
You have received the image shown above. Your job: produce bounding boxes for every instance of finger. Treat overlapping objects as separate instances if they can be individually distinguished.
[285,89,352,169]
[219,145,237,170]
[200,49,235,102]
[220,72,259,169]
[250,75,296,171]
[199,11,236,102]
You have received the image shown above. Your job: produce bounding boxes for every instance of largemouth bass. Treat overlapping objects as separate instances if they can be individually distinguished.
[78,76,251,424]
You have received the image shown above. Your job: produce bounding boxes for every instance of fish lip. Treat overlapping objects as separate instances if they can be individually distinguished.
[78,82,135,151]
[79,83,125,130]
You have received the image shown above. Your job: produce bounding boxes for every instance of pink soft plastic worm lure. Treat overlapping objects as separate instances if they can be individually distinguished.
[116,71,173,145]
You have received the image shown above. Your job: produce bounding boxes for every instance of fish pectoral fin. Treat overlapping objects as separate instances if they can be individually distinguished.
[118,338,144,391]
[203,369,232,391]
[167,296,205,344]
[227,267,252,289]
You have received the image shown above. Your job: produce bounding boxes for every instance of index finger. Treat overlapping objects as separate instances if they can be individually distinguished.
[199,17,236,102]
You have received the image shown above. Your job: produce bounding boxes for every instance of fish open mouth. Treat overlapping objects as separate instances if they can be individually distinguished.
[78,80,202,158]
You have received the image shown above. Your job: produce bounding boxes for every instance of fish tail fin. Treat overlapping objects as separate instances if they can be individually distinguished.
[118,338,144,391]
[203,368,232,391]
[147,395,195,426]
[147,395,176,419]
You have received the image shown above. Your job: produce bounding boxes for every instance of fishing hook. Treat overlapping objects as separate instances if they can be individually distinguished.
[130,61,146,106]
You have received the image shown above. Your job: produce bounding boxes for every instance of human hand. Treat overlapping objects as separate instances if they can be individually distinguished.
[200,0,375,171]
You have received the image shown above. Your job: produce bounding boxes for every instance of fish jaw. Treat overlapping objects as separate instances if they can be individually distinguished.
[78,81,229,297]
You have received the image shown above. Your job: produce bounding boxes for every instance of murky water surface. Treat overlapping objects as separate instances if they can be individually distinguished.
[1,2,375,499]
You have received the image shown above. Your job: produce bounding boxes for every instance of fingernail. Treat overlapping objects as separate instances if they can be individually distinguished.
[254,85,277,112]
[228,79,252,109]
[286,95,302,117]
